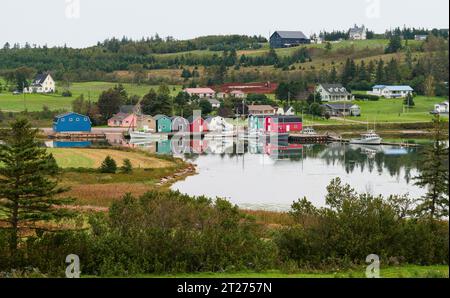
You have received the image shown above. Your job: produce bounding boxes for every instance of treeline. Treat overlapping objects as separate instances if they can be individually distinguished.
[98,34,266,54]
[385,27,449,39]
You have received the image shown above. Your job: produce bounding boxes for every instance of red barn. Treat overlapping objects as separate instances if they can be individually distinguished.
[188,116,208,133]
[264,115,302,133]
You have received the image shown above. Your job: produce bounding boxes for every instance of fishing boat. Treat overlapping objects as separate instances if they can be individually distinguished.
[350,130,382,145]
[302,127,317,135]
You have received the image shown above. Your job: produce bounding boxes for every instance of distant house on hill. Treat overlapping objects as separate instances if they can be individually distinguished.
[414,35,428,41]
[316,84,353,102]
[349,24,367,40]
[270,31,310,48]
[53,112,91,133]
[184,87,216,99]
[369,85,413,98]
[24,73,55,93]
[230,90,246,99]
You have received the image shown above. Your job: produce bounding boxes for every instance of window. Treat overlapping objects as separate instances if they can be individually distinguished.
[84,117,88,121]
[76,118,80,121]
[61,118,65,122]
[69,118,73,122]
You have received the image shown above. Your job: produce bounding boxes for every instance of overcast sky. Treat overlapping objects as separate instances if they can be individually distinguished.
[1,0,448,48]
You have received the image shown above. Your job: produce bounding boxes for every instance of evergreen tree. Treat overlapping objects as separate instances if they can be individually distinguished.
[120,159,133,174]
[413,116,449,219]
[375,59,385,84]
[0,119,74,259]
[329,66,338,83]
[403,93,415,107]
[100,156,117,173]
[385,34,403,53]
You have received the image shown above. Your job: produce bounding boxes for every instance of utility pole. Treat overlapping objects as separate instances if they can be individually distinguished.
[22,82,26,110]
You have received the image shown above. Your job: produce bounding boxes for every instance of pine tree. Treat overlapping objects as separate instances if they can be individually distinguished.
[413,116,449,219]
[0,119,74,259]
[120,159,133,174]
[100,156,117,173]
[375,59,385,84]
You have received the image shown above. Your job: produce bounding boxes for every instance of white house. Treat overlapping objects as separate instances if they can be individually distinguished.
[230,90,246,99]
[23,73,55,93]
[184,87,216,98]
[316,84,353,102]
[207,98,221,109]
[369,85,413,98]
[276,106,295,116]
[205,116,234,132]
[415,35,428,41]
[349,25,367,40]
[433,101,449,114]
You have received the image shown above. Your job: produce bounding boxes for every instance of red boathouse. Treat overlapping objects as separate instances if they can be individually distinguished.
[264,115,302,133]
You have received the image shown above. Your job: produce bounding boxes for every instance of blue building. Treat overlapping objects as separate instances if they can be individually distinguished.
[53,112,92,133]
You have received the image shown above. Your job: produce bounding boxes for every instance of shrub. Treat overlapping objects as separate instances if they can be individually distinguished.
[354,93,379,101]
[99,156,117,173]
[85,191,278,275]
[276,178,449,269]
[61,90,72,97]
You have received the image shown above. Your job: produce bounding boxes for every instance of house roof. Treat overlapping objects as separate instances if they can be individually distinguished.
[349,25,365,35]
[248,105,276,111]
[187,115,204,123]
[184,88,216,94]
[109,112,132,122]
[30,73,50,87]
[274,31,308,39]
[208,98,221,105]
[154,114,170,121]
[267,115,302,123]
[373,85,414,91]
[55,112,88,119]
[322,103,360,110]
[318,84,350,95]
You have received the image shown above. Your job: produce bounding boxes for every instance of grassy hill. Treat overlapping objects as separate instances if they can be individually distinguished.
[0,82,182,112]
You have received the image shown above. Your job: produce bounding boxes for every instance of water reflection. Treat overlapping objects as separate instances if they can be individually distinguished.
[45,134,427,210]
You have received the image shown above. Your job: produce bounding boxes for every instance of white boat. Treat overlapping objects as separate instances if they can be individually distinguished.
[302,127,317,135]
[130,130,167,140]
[350,130,382,145]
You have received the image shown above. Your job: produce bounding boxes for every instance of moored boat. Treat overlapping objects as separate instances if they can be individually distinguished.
[350,130,382,145]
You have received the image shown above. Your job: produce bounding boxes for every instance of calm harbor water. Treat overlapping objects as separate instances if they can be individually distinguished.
[46,135,427,211]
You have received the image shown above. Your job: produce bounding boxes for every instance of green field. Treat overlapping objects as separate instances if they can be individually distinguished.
[346,94,447,124]
[93,265,449,278]
[0,82,182,112]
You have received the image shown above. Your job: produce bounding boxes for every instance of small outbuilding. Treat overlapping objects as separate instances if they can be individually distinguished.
[188,115,208,133]
[154,115,172,133]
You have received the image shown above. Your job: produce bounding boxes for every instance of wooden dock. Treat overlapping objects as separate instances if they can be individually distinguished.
[288,134,331,144]
[334,138,420,147]
[49,132,106,139]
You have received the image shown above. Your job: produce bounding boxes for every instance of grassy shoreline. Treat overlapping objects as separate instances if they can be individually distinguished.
[84,265,449,278]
